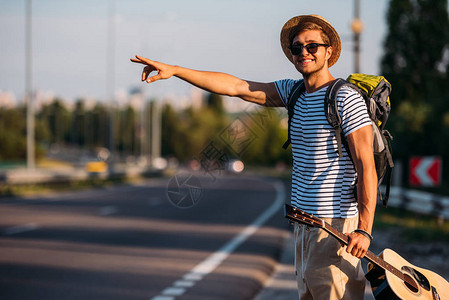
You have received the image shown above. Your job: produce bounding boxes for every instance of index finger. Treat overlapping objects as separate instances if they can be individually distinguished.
[130,58,146,65]
[130,55,153,65]
[130,58,149,66]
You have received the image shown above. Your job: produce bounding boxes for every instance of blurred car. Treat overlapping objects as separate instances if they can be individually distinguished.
[226,159,244,173]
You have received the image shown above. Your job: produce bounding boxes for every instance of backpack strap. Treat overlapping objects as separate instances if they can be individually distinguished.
[381,130,394,207]
[282,80,305,149]
[324,78,354,157]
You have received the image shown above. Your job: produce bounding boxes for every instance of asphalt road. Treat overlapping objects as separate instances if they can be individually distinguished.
[0,174,290,300]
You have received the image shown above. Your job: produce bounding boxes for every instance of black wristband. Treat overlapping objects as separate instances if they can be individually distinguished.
[354,229,373,241]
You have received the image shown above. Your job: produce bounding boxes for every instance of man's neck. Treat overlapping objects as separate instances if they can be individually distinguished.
[303,70,335,93]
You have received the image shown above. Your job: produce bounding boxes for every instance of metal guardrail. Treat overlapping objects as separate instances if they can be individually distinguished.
[2,169,448,221]
[0,165,160,185]
[385,186,449,220]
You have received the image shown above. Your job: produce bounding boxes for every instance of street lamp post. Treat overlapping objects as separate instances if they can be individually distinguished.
[151,101,161,164]
[25,0,35,169]
[351,0,364,73]
[107,0,116,171]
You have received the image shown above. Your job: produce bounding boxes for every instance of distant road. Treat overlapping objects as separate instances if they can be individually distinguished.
[0,174,290,300]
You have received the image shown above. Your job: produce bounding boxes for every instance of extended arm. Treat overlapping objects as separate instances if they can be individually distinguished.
[130,55,284,107]
[345,125,378,258]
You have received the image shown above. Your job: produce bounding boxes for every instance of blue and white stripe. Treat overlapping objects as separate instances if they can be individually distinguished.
[275,79,371,218]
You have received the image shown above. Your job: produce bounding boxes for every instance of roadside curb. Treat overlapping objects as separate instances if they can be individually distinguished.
[252,231,297,300]
[253,230,376,300]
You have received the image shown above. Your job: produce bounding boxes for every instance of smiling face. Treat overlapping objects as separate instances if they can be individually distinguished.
[291,29,333,78]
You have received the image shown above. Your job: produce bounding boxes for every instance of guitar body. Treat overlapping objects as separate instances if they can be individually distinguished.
[366,248,449,300]
[284,204,449,300]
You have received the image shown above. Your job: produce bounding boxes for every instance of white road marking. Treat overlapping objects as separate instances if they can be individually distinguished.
[162,287,186,296]
[183,273,202,281]
[3,223,39,235]
[149,179,285,300]
[173,280,195,288]
[150,297,174,300]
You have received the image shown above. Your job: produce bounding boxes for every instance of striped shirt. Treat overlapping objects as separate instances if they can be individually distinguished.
[275,79,371,218]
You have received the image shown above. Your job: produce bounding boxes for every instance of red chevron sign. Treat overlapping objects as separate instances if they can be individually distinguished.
[409,156,442,187]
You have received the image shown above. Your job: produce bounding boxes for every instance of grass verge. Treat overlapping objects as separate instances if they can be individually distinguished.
[374,204,449,243]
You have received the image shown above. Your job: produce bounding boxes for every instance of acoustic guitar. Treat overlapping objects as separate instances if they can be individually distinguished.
[284,204,449,300]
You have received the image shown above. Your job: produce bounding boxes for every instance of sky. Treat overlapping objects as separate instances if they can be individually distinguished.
[0,0,390,105]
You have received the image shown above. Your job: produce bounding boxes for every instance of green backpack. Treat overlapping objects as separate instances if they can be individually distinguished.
[283,74,394,206]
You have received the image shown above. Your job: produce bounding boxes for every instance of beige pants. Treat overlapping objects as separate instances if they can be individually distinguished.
[294,216,366,300]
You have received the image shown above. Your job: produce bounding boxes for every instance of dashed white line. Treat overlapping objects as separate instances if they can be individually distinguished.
[150,297,174,300]
[3,223,39,235]
[183,273,203,281]
[173,280,195,288]
[149,179,285,300]
[162,287,186,296]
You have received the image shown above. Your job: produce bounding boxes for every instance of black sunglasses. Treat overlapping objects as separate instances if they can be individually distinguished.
[289,43,329,55]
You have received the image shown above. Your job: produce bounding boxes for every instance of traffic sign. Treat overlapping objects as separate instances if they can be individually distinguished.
[409,156,442,187]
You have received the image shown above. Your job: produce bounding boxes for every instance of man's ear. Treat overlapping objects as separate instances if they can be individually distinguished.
[326,46,333,62]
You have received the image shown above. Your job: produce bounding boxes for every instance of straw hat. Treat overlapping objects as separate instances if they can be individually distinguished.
[280,15,341,67]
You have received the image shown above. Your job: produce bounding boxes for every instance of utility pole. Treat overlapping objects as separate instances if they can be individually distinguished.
[25,0,35,169]
[151,101,161,163]
[351,0,363,73]
[107,0,116,169]
[140,95,146,161]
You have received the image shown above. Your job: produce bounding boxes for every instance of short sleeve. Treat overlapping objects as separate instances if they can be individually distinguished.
[274,79,302,107]
[337,86,371,136]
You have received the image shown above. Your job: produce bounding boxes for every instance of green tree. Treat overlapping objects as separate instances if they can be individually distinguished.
[382,0,449,105]
[70,100,87,146]
[117,105,139,155]
[381,0,449,187]
[0,106,26,160]
[240,108,291,165]
[39,99,71,145]
[205,92,225,115]
[161,94,230,161]
[161,103,178,157]
[90,103,109,148]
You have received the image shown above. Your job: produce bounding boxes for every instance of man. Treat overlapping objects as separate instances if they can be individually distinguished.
[131,14,377,299]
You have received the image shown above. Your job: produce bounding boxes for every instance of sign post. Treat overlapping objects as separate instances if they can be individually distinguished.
[409,156,442,187]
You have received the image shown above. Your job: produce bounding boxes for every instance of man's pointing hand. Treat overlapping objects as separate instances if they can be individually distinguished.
[130,55,175,83]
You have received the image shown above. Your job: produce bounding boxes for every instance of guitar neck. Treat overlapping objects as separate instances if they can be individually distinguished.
[322,223,405,281]
[284,204,407,282]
